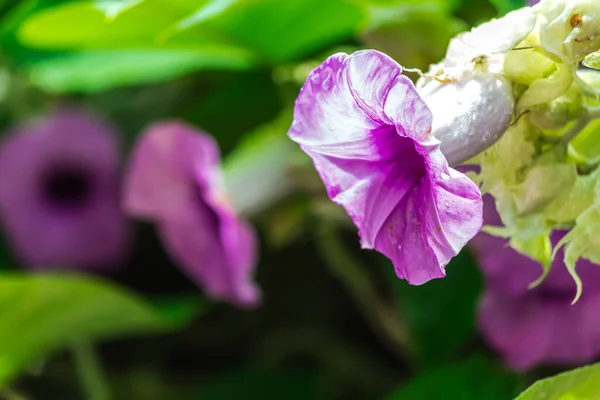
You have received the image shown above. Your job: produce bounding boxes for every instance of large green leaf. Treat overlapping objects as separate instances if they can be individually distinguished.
[194,0,365,62]
[17,0,364,63]
[489,0,527,15]
[360,2,466,70]
[393,250,483,368]
[0,273,190,385]
[515,362,600,400]
[385,355,518,400]
[17,0,194,49]
[27,48,255,93]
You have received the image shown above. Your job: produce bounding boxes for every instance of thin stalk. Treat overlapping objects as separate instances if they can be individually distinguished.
[71,341,111,400]
[315,223,414,362]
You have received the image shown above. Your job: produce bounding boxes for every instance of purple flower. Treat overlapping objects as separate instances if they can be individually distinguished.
[0,108,129,270]
[123,121,260,307]
[528,0,540,5]
[288,50,483,284]
[471,197,600,370]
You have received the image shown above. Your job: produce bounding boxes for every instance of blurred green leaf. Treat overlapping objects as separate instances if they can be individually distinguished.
[360,3,466,70]
[94,0,145,18]
[193,0,365,62]
[176,0,238,29]
[196,371,318,400]
[515,362,600,400]
[17,0,364,63]
[0,273,185,385]
[223,108,297,216]
[385,355,518,400]
[393,250,482,368]
[151,295,208,327]
[17,0,190,49]
[489,0,526,15]
[27,48,255,93]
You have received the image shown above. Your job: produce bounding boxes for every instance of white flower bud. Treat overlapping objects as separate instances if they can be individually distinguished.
[418,73,515,166]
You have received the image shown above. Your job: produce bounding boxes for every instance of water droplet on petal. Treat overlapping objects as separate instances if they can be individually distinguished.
[444,201,450,208]
[441,172,450,180]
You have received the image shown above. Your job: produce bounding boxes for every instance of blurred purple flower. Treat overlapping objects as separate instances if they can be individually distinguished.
[123,121,260,308]
[528,0,540,5]
[471,197,600,371]
[288,50,482,284]
[0,108,129,270]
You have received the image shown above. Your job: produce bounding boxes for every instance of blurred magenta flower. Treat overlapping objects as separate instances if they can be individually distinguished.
[123,121,260,307]
[0,107,129,270]
[471,198,600,371]
[288,50,482,284]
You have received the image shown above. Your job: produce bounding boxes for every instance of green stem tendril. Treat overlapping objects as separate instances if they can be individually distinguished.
[315,222,414,362]
[71,341,111,400]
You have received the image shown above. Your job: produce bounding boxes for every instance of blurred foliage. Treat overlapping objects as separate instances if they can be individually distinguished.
[385,355,519,399]
[394,250,483,369]
[0,0,589,399]
[0,273,204,385]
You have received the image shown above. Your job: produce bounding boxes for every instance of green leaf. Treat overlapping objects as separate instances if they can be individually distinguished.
[17,0,364,63]
[176,0,238,29]
[515,362,600,399]
[150,295,208,327]
[393,250,482,368]
[385,355,518,400]
[94,0,145,18]
[27,49,255,93]
[570,119,600,163]
[0,273,182,385]
[360,3,466,70]
[223,108,298,216]
[583,51,600,69]
[192,0,365,62]
[489,0,527,15]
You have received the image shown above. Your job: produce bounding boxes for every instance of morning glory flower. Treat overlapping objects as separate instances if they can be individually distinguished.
[0,107,129,270]
[123,121,260,307]
[288,50,482,285]
[471,198,600,370]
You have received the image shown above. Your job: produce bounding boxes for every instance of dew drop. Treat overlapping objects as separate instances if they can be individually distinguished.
[444,201,450,208]
[441,172,450,180]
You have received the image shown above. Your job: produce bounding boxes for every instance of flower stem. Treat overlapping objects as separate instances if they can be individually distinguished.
[315,222,414,362]
[587,106,600,121]
[71,341,111,400]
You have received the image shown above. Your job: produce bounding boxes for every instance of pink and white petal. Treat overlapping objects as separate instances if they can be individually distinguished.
[124,121,220,221]
[289,50,435,247]
[426,162,483,266]
[158,202,260,308]
[375,187,445,284]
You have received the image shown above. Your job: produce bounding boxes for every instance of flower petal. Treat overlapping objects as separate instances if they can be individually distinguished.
[124,121,260,307]
[289,50,482,284]
[0,107,128,269]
